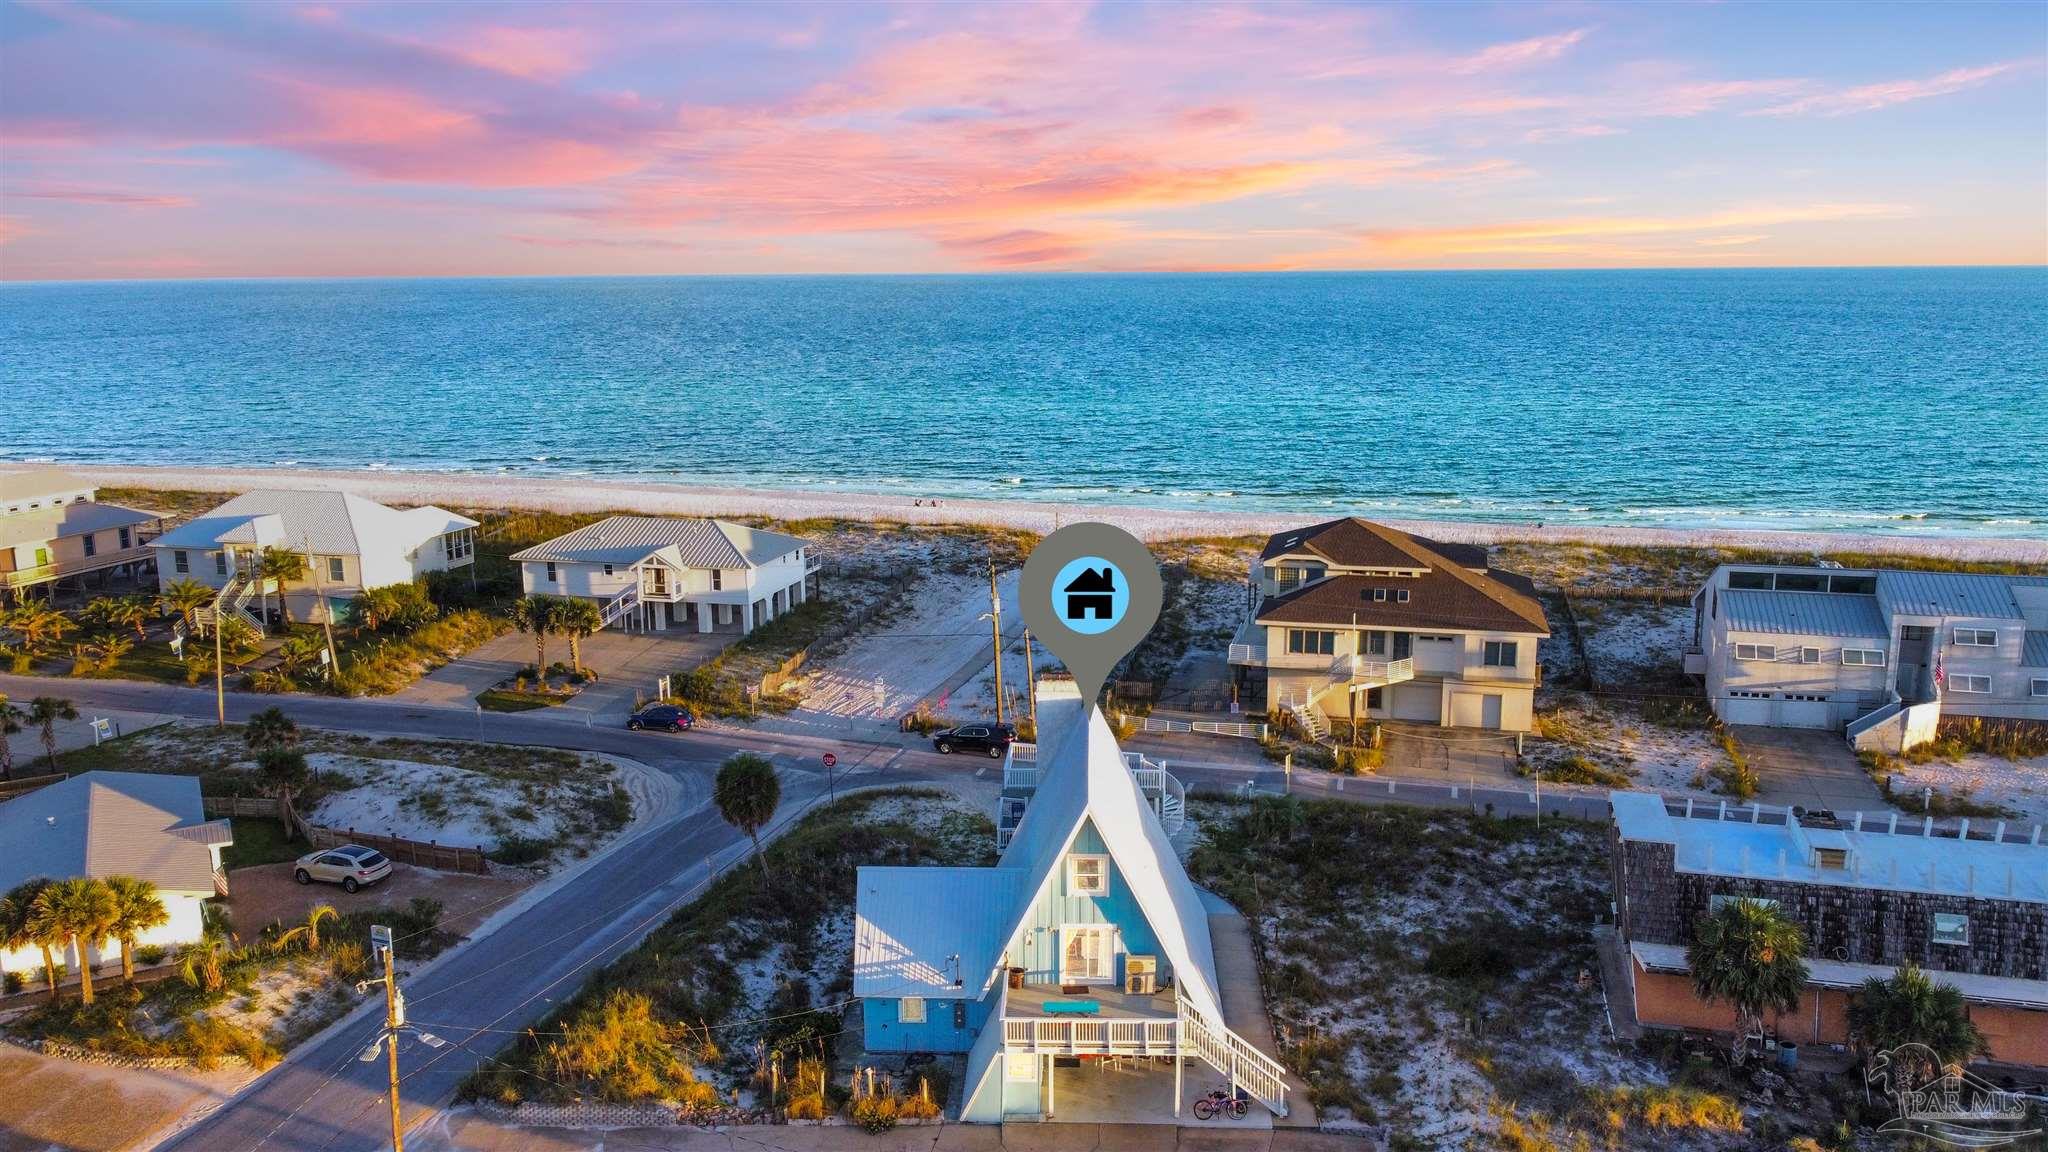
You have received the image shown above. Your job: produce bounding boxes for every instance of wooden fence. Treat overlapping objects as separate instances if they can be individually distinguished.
[203,794,490,875]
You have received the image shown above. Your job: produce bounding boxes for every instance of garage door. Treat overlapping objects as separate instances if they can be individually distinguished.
[1776,698,1833,729]
[1448,693,1505,730]
[1721,696,1774,726]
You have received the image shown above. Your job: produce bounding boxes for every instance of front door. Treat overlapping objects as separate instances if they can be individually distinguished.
[1060,926,1113,983]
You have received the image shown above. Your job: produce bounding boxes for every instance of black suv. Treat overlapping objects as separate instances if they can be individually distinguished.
[626,704,694,733]
[932,723,1015,758]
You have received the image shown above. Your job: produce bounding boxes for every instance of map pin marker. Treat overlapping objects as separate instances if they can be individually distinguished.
[1019,523,1162,718]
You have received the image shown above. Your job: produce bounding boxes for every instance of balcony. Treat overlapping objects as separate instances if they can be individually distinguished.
[1225,616,1266,666]
[1330,655,1414,686]
[0,544,157,591]
[1003,984,1178,1055]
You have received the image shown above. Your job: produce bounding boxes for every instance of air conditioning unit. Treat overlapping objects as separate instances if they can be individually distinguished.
[1125,954,1157,995]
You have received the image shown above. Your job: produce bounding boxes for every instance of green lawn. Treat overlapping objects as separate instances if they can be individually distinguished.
[222,817,301,870]
[476,688,567,712]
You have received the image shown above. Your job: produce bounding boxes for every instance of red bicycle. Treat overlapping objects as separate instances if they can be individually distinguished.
[1192,1088,1249,1121]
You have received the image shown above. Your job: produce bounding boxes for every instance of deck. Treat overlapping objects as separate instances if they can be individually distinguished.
[1006,982,1175,1021]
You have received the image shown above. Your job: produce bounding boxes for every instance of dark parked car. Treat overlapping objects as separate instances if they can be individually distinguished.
[932,723,1015,758]
[627,704,694,733]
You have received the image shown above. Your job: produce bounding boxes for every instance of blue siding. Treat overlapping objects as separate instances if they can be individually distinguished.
[862,982,997,1053]
[1004,820,1168,986]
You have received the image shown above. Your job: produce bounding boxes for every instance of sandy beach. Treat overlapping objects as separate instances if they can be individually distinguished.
[73,463,2048,563]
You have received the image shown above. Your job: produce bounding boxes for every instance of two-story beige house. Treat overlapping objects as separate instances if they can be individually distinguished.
[0,468,168,604]
[1225,518,1550,733]
[511,516,816,635]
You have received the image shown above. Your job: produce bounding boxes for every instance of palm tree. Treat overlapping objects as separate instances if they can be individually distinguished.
[102,875,169,983]
[108,596,151,640]
[27,696,77,773]
[510,594,558,676]
[6,603,76,655]
[1687,896,1809,1065]
[0,878,63,994]
[177,933,229,994]
[31,877,118,1005]
[0,694,22,781]
[1849,963,1988,1084]
[256,746,310,821]
[275,633,324,680]
[160,578,214,633]
[274,905,339,953]
[714,753,781,876]
[78,596,126,635]
[244,706,299,752]
[258,547,306,627]
[554,597,603,676]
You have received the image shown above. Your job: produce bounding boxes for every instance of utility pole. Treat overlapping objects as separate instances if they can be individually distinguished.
[984,561,1005,726]
[360,925,444,1152]
[214,600,225,729]
[1022,628,1036,731]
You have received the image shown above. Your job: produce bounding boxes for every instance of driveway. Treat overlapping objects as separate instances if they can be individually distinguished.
[1730,725,1883,812]
[0,1045,245,1152]
[395,627,732,717]
[226,860,533,941]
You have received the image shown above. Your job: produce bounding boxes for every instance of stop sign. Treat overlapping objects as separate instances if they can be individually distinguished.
[822,753,837,769]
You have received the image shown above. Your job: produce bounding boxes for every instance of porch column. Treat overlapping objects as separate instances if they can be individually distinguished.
[698,603,713,633]
[1174,1049,1182,1116]
[1045,1053,1054,1117]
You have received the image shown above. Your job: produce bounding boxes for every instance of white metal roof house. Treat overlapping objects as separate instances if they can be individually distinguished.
[0,772,233,983]
[853,677,1290,1122]
[509,516,815,635]
[1684,563,2048,749]
[1610,790,2048,1065]
[0,468,169,603]
[149,490,477,634]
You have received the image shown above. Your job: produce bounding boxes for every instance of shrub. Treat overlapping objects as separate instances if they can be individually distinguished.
[850,1092,900,1133]
[1527,754,1631,788]
[176,1014,281,1070]
[135,944,168,966]
[1333,744,1383,775]
[328,942,370,983]
[489,836,553,867]
[2,970,24,994]
[539,989,721,1105]
[1714,729,1759,799]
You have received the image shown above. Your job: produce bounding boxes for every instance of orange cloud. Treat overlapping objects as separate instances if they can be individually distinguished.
[1359,203,1912,258]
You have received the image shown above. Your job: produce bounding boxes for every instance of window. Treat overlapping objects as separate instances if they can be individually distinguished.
[899,996,927,1023]
[1372,588,1387,602]
[1734,643,1777,661]
[1775,573,1826,593]
[1393,632,1412,660]
[1950,674,1991,694]
[1800,647,1821,664]
[1418,634,1456,643]
[214,552,227,576]
[82,534,96,557]
[174,550,189,574]
[711,569,723,590]
[1932,913,1970,947]
[1068,855,1108,895]
[327,557,345,583]
[1955,629,1997,647]
[1396,588,1410,603]
[118,526,131,549]
[602,564,614,576]
[2033,679,2048,698]
[1841,649,1886,667]
[1287,629,1336,656]
[1709,894,1778,914]
[1728,571,1774,590]
[545,561,558,583]
[1363,630,1387,656]
[1828,574,1877,595]
[1483,641,1518,667]
[33,547,49,567]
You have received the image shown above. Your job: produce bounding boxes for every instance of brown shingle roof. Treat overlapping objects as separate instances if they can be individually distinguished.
[1254,518,1548,635]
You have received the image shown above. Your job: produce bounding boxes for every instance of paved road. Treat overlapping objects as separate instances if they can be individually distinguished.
[0,673,948,1152]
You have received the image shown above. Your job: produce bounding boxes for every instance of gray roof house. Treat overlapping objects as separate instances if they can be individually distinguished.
[0,771,232,897]
[511,515,817,636]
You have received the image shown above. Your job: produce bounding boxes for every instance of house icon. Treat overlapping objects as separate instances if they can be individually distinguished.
[1063,567,1118,621]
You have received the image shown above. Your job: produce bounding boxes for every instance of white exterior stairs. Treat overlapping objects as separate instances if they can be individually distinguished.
[193,575,265,637]
[996,992,1290,1117]
[599,582,641,632]
[1276,655,1414,743]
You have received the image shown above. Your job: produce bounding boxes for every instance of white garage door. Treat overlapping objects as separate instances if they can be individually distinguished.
[1776,698,1833,729]
[1447,693,1505,729]
[1721,696,1774,726]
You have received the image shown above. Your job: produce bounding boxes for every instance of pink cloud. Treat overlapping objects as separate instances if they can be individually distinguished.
[6,182,193,206]
[430,25,602,81]
[1451,28,1588,75]
[1755,62,2021,117]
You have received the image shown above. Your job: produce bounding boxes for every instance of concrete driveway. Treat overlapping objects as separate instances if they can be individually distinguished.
[395,628,732,718]
[1731,725,1883,812]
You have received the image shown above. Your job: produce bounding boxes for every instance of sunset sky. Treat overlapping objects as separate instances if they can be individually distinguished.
[2,1,2043,280]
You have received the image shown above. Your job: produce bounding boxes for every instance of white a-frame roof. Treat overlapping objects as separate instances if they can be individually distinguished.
[853,679,1223,1018]
[992,679,1223,1020]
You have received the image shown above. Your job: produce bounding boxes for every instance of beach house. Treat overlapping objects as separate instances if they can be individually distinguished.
[0,772,233,985]
[1683,564,2048,748]
[510,516,815,635]
[1610,790,2048,1065]
[1225,517,1550,735]
[148,490,478,633]
[0,468,168,604]
[853,677,1291,1122]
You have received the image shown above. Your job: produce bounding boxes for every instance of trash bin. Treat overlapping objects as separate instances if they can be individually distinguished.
[1777,1043,1798,1071]
[1008,967,1025,990]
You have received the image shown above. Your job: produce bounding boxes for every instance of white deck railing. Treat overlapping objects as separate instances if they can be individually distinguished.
[1329,655,1414,685]
[1177,990,1290,1117]
[600,582,640,631]
[1002,1016,1177,1055]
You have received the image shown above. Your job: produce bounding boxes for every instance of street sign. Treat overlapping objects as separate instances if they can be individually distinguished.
[822,753,837,769]
[370,924,393,954]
